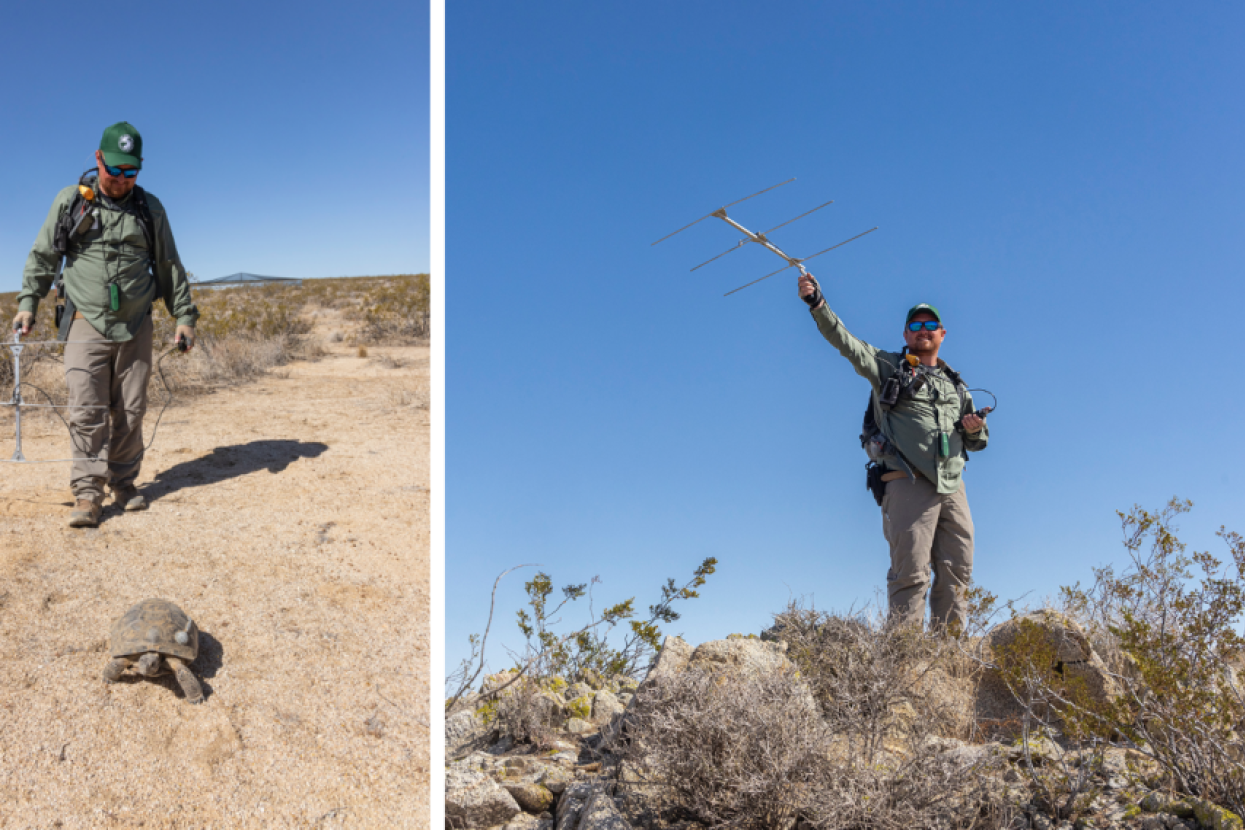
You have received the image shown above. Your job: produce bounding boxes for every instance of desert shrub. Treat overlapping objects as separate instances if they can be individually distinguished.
[477,672,567,747]
[3,273,432,412]
[776,602,979,750]
[445,559,717,717]
[1054,499,1245,813]
[618,666,1016,830]
[348,273,430,343]
[975,500,1245,817]
[515,559,717,681]
[172,284,313,345]
[618,668,833,830]
[982,618,1109,822]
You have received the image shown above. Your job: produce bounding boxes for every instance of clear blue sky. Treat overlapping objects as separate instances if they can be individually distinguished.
[447,2,1245,680]
[0,0,428,293]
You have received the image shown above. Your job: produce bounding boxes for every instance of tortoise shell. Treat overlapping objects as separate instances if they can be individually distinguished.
[109,598,199,662]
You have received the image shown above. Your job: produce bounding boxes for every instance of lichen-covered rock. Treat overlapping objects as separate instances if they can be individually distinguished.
[1193,799,1243,830]
[641,635,693,685]
[591,690,625,722]
[577,792,631,830]
[976,611,1119,736]
[565,716,594,735]
[556,782,603,830]
[504,781,555,814]
[446,708,494,761]
[542,676,569,697]
[566,695,593,720]
[446,764,522,829]
[565,682,594,702]
[502,813,546,830]
[686,636,796,679]
[483,670,520,695]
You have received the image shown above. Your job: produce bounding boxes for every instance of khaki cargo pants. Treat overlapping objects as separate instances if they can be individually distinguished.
[881,475,974,630]
[65,315,152,502]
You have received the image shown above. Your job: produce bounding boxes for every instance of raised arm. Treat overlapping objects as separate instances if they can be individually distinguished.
[799,272,893,388]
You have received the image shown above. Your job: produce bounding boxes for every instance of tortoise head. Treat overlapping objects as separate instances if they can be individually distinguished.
[136,652,163,676]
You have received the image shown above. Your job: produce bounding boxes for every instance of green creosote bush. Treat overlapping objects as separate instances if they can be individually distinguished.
[348,273,430,343]
[982,498,1245,820]
[1060,498,1245,815]
[515,558,717,682]
[444,558,717,723]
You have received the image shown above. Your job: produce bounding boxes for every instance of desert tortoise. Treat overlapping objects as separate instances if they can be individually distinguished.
[103,598,204,704]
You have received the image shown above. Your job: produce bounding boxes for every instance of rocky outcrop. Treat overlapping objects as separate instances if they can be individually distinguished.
[684,634,794,678]
[975,610,1120,736]
[640,635,692,685]
[446,626,1243,830]
[445,765,522,829]
[447,706,494,761]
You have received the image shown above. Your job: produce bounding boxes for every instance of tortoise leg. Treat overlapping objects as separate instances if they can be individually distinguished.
[166,656,204,704]
[102,657,133,683]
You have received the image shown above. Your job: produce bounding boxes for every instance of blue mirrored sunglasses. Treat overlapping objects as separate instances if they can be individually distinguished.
[907,320,942,332]
[104,165,139,179]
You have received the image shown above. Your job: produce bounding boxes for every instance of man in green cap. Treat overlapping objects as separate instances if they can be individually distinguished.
[13,122,199,528]
[798,272,988,631]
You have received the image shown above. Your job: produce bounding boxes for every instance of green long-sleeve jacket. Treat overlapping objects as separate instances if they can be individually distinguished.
[811,302,988,494]
[18,183,199,341]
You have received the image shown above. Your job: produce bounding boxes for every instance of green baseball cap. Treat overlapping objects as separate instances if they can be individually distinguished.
[100,122,143,169]
[905,303,941,323]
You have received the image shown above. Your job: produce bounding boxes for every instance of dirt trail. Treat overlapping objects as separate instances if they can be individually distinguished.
[0,323,429,828]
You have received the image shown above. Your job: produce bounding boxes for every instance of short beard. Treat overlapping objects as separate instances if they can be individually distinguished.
[99,177,132,199]
[908,340,938,356]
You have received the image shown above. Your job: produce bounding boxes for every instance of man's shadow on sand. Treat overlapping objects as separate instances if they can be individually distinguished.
[143,440,328,503]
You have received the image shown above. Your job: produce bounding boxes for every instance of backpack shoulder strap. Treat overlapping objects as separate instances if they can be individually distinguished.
[130,186,162,301]
[940,362,968,410]
[130,186,157,252]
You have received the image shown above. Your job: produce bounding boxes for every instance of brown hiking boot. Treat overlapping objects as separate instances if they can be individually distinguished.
[112,485,148,511]
[68,499,102,528]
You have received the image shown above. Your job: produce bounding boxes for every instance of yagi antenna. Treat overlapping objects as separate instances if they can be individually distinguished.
[652,178,877,296]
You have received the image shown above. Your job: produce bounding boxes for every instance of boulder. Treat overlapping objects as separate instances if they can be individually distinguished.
[686,637,793,678]
[504,782,555,814]
[1193,799,1245,830]
[556,782,604,830]
[641,636,693,686]
[446,764,522,829]
[975,610,1119,736]
[502,814,549,830]
[591,690,626,722]
[565,695,593,721]
[565,717,594,735]
[446,708,494,761]
[483,670,521,695]
[566,682,594,702]
[577,792,631,830]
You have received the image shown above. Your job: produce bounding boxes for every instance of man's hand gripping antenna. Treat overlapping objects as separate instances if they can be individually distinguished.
[798,265,823,309]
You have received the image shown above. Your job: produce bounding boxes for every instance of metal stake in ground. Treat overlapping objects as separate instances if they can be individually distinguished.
[10,324,25,462]
[652,178,877,296]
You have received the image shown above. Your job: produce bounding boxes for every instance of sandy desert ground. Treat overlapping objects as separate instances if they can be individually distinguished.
[0,324,430,828]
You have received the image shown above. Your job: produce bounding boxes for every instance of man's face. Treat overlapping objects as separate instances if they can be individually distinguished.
[94,149,138,198]
[903,312,945,355]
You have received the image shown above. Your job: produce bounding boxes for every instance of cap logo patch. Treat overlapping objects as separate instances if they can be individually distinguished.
[118,135,134,153]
